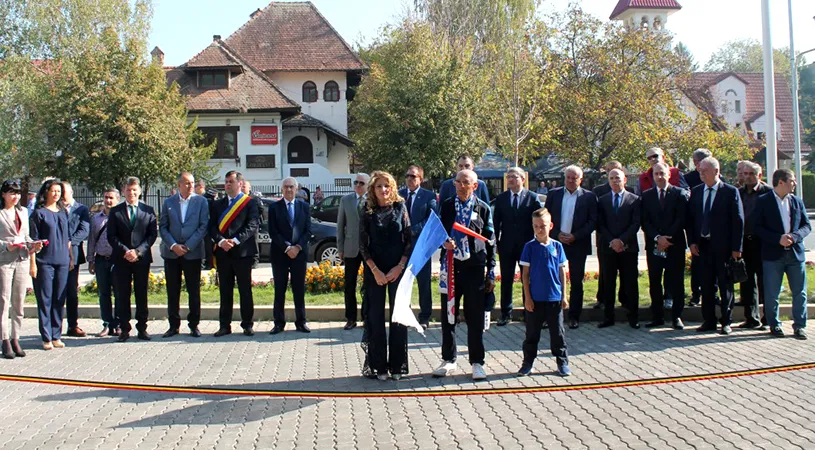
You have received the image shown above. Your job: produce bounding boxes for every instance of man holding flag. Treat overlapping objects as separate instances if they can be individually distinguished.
[432,170,496,381]
[210,171,260,337]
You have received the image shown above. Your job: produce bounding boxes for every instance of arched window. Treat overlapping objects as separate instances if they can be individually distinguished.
[324,81,340,102]
[287,136,314,164]
[302,81,318,103]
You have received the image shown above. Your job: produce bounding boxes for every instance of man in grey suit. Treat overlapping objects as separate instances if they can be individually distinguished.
[159,172,210,338]
[337,172,370,330]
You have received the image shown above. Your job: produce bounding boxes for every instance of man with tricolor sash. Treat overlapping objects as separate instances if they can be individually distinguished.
[433,169,496,381]
[209,171,260,337]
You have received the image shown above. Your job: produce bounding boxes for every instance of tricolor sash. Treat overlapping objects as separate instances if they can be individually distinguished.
[218,193,251,235]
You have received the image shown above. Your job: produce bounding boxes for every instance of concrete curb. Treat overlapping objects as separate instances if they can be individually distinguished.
[24,304,814,323]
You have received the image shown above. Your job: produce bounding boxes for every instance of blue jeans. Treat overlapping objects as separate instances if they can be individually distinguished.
[94,256,118,329]
[763,252,807,330]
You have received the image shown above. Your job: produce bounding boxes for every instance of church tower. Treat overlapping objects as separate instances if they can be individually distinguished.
[609,0,682,32]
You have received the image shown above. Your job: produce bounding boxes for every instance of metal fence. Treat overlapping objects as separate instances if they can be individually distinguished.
[252,183,354,204]
[72,185,171,212]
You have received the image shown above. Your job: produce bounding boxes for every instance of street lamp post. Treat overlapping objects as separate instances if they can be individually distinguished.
[762,0,778,176]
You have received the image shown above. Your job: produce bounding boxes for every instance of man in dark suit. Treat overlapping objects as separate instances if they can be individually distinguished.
[398,165,438,329]
[544,165,596,329]
[108,177,158,342]
[640,162,688,329]
[591,161,633,311]
[754,169,811,339]
[62,181,91,338]
[684,148,711,307]
[268,177,312,334]
[210,170,260,337]
[159,172,210,338]
[195,179,216,270]
[737,161,772,329]
[493,167,543,326]
[438,154,490,204]
[597,169,641,329]
[687,156,744,335]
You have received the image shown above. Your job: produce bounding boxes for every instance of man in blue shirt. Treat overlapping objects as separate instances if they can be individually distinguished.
[518,208,570,377]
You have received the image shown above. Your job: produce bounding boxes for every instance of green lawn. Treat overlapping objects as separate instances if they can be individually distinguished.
[25,267,814,306]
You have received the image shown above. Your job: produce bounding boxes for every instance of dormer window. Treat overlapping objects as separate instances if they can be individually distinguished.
[324,81,340,102]
[199,71,228,88]
[302,81,318,103]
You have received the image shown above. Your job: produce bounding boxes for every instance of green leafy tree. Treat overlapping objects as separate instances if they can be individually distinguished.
[350,22,485,178]
[704,38,798,77]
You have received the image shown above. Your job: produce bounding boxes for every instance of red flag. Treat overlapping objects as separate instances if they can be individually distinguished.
[452,222,487,242]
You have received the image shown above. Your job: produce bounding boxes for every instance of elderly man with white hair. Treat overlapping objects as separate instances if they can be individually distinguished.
[544,165,597,329]
[737,161,772,329]
[687,157,744,335]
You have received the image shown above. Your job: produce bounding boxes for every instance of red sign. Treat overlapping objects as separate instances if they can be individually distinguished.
[251,126,278,145]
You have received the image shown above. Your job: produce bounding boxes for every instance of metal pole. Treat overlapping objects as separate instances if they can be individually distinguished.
[762,0,778,176]
[789,0,802,197]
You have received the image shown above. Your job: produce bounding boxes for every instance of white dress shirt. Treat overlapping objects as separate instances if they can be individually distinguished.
[774,192,792,234]
[560,188,579,234]
[178,192,195,224]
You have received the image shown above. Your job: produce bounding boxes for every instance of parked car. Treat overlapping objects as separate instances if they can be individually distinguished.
[258,198,338,264]
[310,194,343,223]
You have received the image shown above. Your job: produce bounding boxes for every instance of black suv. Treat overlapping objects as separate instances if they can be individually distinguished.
[258,198,339,264]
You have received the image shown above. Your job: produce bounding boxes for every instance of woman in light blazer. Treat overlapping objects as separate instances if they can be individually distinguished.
[0,180,41,358]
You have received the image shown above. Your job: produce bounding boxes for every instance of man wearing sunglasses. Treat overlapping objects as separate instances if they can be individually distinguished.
[398,165,437,329]
[337,173,371,330]
[636,147,688,195]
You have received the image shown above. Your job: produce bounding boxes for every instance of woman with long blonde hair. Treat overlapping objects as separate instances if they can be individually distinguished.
[359,171,413,380]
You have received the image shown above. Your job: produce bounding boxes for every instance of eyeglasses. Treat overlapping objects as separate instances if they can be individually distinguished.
[646,155,660,160]
[353,181,366,186]
[405,174,418,179]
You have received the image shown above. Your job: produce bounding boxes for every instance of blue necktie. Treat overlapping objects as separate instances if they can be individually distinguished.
[406,191,414,217]
[701,187,713,236]
[287,201,294,226]
[613,193,620,214]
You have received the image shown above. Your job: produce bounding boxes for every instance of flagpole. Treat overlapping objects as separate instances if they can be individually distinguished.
[761,0,778,176]
[788,0,802,197]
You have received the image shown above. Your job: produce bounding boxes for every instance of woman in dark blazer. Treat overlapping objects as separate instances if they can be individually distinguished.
[30,179,72,350]
[0,181,41,358]
[359,171,412,381]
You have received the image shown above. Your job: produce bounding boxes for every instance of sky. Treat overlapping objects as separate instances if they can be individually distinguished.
[149,0,815,69]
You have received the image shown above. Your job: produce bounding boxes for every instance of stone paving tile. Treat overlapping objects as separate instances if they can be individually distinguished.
[0,319,813,448]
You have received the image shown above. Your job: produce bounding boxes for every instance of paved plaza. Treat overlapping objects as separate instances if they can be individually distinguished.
[0,318,813,449]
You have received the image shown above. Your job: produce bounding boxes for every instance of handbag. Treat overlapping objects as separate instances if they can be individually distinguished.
[725,257,748,284]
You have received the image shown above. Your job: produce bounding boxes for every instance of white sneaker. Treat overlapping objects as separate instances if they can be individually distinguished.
[472,363,487,380]
[432,360,457,378]
[377,374,388,381]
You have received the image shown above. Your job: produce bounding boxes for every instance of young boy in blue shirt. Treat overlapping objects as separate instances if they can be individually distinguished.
[518,208,571,377]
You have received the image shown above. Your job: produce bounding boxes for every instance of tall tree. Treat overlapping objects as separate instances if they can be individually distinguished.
[547,7,751,172]
[0,0,214,192]
[350,22,485,178]
[704,38,798,77]
[674,41,698,71]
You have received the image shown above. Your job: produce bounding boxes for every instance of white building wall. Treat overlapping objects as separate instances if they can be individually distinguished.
[281,128,353,186]
[710,77,748,127]
[267,71,348,134]
[749,113,782,141]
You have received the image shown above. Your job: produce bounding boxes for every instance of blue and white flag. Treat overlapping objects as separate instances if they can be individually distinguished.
[392,210,449,335]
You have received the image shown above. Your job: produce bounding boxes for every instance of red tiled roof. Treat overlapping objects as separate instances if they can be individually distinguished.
[688,72,812,156]
[610,0,682,20]
[224,2,367,72]
[167,40,298,113]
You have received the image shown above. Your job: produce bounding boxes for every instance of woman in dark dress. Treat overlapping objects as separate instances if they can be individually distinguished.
[359,171,412,381]
[29,179,72,350]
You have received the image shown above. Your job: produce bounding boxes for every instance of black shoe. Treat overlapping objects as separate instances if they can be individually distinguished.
[190,328,201,338]
[419,321,430,331]
[214,328,232,337]
[687,300,700,307]
[137,331,151,341]
[597,320,615,328]
[770,326,785,337]
[243,327,255,336]
[517,363,533,377]
[696,324,717,333]
[645,321,664,328]
[629,322,641,329]
[162,328,179,338]
[2,340,14,359]
[270,325,284,335]
[672,318,685,330]
[296,323,311,333]
[10,339,25,357]
[592,301,602,309]
[569,319,579,329]
[117,332,130,342]
[737,321,761,329]
[794,328,808,340]
[541,321,549,329]
[496,317,510,326]
[343,321,357,330]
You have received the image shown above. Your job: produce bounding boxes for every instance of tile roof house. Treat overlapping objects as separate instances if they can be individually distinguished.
[162,1,367,191]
